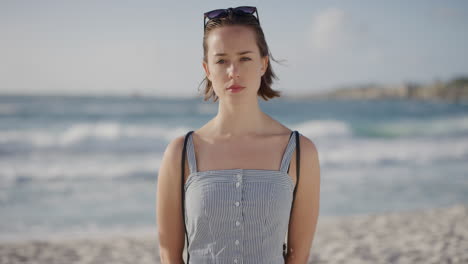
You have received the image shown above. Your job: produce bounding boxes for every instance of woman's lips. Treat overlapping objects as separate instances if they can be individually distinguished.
[227,85,245,93]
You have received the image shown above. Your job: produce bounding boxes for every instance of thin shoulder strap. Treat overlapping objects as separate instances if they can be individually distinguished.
[283,130,300,258]
[279,131,297,173]
[181,130,193,264]
[186,132,198,174]
[293,131,300,203]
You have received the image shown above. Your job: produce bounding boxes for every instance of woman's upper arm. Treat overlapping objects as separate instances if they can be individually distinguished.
[286,135,321,263]
[156,135,186,263]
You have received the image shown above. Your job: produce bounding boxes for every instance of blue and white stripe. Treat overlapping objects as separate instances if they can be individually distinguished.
[184,131,298,264]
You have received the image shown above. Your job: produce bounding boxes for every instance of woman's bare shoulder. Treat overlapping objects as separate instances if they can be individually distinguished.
[264,114,293,135]
[297,133,319,163]
[267,114,316,147]
[160,133,191,168]
[269,116,318,154]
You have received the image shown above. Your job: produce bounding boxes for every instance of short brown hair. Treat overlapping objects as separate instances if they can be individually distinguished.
[198,13,284,102]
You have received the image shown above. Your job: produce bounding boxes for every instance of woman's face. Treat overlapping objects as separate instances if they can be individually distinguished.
[203,25,268,100]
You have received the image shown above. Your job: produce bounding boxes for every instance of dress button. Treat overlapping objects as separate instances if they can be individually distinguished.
[235,201,240,207]
[234,259,238,263]
[236,221,240,226]
[235,240,239,245]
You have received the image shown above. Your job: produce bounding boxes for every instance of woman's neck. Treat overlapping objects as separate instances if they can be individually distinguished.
[210,98,269,138]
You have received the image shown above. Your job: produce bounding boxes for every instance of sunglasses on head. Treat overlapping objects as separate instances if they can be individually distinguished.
[203,6,260,31]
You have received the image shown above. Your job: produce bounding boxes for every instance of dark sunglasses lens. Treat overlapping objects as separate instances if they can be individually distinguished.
[234,6,256,15]
[206,9,227,19]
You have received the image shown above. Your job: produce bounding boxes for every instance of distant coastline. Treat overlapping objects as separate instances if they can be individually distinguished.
[1,77,467,103]
[293,76,468,104]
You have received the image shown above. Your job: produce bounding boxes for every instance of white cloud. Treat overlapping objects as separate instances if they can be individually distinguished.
[293,8,393,91]
[309,8,347,51]
[307,8,372,55]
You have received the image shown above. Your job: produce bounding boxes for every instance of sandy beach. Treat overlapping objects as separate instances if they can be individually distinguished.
[1,204,467,264]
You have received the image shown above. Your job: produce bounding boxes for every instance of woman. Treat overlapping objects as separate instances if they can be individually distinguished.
[157,6,320,264]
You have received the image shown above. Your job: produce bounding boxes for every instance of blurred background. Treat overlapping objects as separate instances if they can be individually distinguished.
[1,0,467,242]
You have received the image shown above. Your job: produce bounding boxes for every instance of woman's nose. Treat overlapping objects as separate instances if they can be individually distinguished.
[227,63,240,79]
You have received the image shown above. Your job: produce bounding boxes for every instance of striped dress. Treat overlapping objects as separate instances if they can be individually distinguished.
[183,131,299,264]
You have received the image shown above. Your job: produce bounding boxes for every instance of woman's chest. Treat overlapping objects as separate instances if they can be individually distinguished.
[193,136,289,172]
[185,171,293,222]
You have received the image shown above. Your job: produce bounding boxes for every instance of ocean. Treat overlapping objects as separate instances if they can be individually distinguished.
[0,95,467,241]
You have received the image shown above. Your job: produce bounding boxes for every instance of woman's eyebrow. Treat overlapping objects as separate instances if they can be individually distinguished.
[214,51,254,56]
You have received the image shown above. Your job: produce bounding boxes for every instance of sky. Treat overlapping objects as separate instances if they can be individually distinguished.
[1,0,467,97]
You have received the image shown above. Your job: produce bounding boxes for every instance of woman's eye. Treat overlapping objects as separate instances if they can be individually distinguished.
[216,57,250,64]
